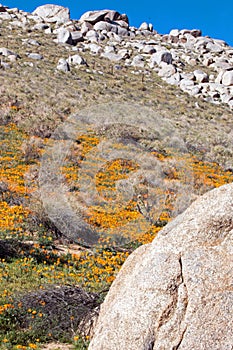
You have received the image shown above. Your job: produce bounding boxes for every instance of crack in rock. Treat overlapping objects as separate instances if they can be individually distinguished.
[153,255,189,349]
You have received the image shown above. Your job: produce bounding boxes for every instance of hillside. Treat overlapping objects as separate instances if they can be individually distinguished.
[0,4,233,349]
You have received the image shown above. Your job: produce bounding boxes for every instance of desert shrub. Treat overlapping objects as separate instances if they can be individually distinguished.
[1,285,100,345]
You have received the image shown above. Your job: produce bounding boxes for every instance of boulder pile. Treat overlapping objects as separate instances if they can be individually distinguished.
[0,4,232,108]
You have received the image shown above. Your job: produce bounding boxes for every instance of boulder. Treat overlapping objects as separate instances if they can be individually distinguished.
[32,4,70,23]
[27,53,43,60]
[139,22,150,31]
[89,183,233,350]
[150,50,173,67]
[222,70,233,86]
[70,31,84,44]
[101,52,123,62]
[131,54,145,67]
[67,54,87,66]
[56,58,70,72]
[0,5,7,12]
[57,28,72,45]
[193,69,209,83]
[158,63,177,78]
[0,47,19,58]
[85,30,99,42]
[79,10,128,25]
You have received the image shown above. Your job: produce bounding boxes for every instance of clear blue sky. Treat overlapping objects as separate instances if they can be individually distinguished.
[3,0,233,46]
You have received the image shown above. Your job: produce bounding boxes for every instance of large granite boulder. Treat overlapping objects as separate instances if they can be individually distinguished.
[79,9,129,26]
[32,4,70,23]
[89,183,233,350]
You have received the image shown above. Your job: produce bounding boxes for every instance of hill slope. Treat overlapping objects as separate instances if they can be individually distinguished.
[0,4,233,349]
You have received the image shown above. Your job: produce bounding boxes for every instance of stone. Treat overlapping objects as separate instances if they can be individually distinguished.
[67,54,87,65]
[24,39,41,46]
[32,4,70,23]
[114,20,129,29]
[93,21,112,32]
[193,69,209,83]
[79,10,114,24]
[150,50,173,67]
[0,5,7,12]
[88,44,102,54]
[164,72,181,86]
[158,63,177,78]
[118,48,131,59]
[85,30,99,42]
[101,52,122,62]
[222,70,233,86]
[27,53,43,60]
[179,78,195,91]
[206,41,224,53]
[131,54,145,67]
[142,45,156,54]
[117,27,129,37]
[169,29,179,37]
[57,28,72,45]
[0,47,19,58]
[0,11,11,20]
[105,11,129,24]
[89,183,233,350]
[190,29,202,37]
[57,58,70,72]
[139,22,149,31]
[81,22,93,35]
[33,23,49,31]
[70,31,84,44]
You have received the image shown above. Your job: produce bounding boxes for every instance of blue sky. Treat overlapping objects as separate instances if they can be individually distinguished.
[3,0,233,46]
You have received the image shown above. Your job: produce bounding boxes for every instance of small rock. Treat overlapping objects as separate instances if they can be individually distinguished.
[193,69,209,83]
[68,54,87,65]
[81,22,92,35]
[150,50,173,67]
[139,22,150,31]
[85,29,99,42]
[70,31,84,44]
[0,47,19,58]
[0,12,11,20]
[118,48,131,59]
[57,28,72,44]
[169,29,180,37]
[142,45,156,54]
[179,79,195,91]
[57,58,70,72]
[190,29,202,37]
[101,52,122,62]
[88,43,102,54]
[33,23,49,30]
[117,27,129,37]
[158,63,176,78]
[131,54,145,67]
[24,39,41,46]
[27,53,43,60]
[206,41,223,53]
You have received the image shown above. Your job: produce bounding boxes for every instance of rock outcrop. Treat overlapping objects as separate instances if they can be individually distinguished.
[32,4,70,23]
[89,183,233,350]
[0,4,232,108]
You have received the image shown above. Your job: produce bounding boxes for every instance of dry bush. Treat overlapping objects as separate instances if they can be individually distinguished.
[11,285,100,342]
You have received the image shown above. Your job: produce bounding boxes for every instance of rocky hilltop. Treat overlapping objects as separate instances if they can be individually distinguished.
[1,4,233,109]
